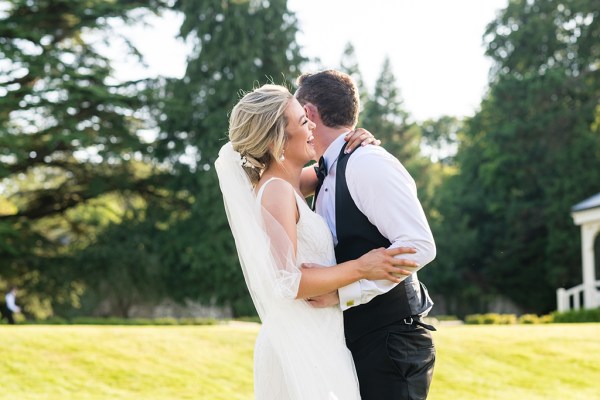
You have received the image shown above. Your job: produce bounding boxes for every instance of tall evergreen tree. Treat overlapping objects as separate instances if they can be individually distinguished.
[361,58,409,133]
[338,42,368,107]
[420,116,461,166]
[414,116,472,314]
[356,57,446,300]
[360,57,431,195]
[435,0,600,313]
[154,0,306,315]
[0,0,168,313]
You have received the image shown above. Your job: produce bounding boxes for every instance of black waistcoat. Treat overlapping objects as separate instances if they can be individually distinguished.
[334,144,413,343]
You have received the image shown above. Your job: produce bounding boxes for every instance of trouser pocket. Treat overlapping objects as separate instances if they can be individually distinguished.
[386,326,436,399]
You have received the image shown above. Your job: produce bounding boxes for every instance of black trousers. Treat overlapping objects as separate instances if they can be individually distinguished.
[347,320,435,400]
[0,305,15,324]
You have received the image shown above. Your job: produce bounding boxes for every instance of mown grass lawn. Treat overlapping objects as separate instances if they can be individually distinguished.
[429,323,600,400]
[0,323,598,399]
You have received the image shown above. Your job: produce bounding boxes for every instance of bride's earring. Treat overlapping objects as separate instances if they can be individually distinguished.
[280,151,285,161]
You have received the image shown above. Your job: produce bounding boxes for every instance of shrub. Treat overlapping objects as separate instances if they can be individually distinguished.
[465,313,558,325]
[234,316,262,324]
[70,317,132,325]
[146,318,178,325]
[517,314,554,324]
[465,313,517,325]
[552,307,600,323]
[539,314,554,324]
[26,317,69,325]
[178,318,218,325]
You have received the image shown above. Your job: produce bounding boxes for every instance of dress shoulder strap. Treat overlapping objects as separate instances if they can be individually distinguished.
[256,178,307,222]
[256,177,287,203]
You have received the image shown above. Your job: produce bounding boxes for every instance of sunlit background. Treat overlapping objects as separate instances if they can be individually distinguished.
[1,1,599,398]
[1,0,598,334]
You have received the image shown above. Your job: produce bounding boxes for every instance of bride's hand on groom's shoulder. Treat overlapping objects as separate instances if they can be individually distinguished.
[344,128,380,153]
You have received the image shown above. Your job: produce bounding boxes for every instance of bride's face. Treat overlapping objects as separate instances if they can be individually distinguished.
[283,98,317,165]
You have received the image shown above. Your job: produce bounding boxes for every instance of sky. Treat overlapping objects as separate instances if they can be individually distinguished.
[113,0,509,122]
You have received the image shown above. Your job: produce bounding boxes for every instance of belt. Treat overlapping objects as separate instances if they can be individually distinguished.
[403,316,437,331]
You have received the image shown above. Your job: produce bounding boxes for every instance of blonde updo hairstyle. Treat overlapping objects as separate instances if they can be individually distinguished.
[228,84,293,185]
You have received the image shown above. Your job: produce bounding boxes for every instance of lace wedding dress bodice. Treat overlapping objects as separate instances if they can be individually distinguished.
[291,191,337,269]
[253,177,360,400]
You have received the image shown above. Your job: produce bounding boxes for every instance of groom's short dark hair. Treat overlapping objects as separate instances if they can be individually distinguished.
[295,70,359,129]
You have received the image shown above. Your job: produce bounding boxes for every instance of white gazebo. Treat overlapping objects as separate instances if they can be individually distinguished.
[556,192,600,312]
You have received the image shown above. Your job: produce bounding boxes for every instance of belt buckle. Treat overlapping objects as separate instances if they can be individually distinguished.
[403,317,414,325]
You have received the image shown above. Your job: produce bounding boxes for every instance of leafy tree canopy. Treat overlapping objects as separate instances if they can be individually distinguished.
[432,0,600,313]
[0,0,170,314]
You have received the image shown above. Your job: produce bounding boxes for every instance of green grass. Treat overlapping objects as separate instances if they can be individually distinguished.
[429,324,600,400]
[0,323,598,399]
[0,323,256,400]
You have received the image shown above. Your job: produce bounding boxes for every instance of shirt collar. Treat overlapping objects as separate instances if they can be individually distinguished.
[322,132,350,174]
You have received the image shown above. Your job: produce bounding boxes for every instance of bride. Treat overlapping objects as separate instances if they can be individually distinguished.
[215,84,419,399]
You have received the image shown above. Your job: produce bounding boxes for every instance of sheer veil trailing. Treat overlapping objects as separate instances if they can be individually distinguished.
[215,142,360,400]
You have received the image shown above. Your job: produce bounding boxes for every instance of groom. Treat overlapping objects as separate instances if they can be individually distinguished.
[295,70,437,400]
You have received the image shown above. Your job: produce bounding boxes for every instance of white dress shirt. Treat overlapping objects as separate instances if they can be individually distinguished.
[315,133,436,311]
[5,292,20,312]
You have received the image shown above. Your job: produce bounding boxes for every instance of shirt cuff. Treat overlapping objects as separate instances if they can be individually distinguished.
[338,281,362,311]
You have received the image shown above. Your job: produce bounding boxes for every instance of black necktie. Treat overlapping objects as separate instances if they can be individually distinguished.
[312,156,327,210]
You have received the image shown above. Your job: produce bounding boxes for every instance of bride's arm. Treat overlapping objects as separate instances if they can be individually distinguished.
[260,180,417,300]
[299,166,318,197]
[296,247,416,299]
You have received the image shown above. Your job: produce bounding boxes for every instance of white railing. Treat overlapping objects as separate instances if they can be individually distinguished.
[556,280,600,312]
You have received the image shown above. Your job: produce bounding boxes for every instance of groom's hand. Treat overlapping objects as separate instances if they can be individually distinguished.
[307,291,340,308]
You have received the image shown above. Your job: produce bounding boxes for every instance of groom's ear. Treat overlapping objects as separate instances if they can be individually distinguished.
[303,103,319,122]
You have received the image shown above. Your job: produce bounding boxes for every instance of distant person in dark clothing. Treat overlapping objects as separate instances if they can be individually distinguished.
[1,287,21,324]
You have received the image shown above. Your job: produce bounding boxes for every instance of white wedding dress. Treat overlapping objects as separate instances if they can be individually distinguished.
[253,178,361,400]
[215,143,361,400]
